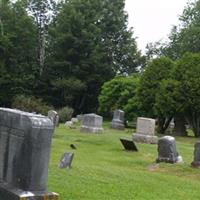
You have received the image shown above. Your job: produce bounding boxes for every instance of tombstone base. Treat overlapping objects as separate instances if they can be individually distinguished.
[0,184,59,200]
[111,121,125,130]
[191,161,200,168]
[80,126,103,133]
[156,155,183,164]
[133,133,158,144]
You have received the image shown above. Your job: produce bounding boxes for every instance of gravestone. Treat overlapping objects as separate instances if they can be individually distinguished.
[77,114,83,121]
[48,110,59,127]
[111,110,125,130]
[120,138,138,151]
[71,118,78,123]
[191,141,200,167]
[59,153,74,169]
[80,113,103,133]
[0,108,59,200]
[156,136,183,164]
[133,117,158,144]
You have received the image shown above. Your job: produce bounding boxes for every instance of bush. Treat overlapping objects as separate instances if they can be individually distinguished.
[57,106,74,122]
[12,95,52,115]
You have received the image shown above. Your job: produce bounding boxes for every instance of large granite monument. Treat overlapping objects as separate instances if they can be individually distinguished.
[133,117,158,144]
[80,113,103,133]
[156,136,183,164]
[0,108,59,200]
[48,110,59,127]
[110,110,125,130]
[191,141,200,167]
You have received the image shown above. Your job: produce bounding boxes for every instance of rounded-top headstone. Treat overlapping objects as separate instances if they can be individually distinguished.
[111,109,125,130]
[80,113,103,133]
[156,136,183,164]
[191,141,200,167]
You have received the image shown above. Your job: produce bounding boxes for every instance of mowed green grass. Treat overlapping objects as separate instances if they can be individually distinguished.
[48,123,200,200]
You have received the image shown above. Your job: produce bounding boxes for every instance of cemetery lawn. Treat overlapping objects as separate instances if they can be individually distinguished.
[48,123,200,200]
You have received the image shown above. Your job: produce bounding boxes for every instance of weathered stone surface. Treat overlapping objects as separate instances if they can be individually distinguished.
[80,114,103,133]
[48,110,59,127]
[191,141,200,167]
[0,108,59,199]
[71,118,78,123]
[77,114,83,121]
[133,117,158,144]
[111,110,125,130]
[120,138,138,151]
[59,152,74,169]
[156,136,183,164]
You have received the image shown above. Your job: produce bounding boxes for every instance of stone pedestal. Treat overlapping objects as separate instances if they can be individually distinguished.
[110,110,125,130]
[133,117,158,144]
[80,114,103,133]
[156,136,183,164]
[191,141,200,167]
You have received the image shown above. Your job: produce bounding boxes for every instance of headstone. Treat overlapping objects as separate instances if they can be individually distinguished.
[133,117,158,144]
[80,113,103,133]
[59,153,74,169]
[0,108,59,200]
[120,138,138,151]
[156,136,183,164]
[48,110,59,127]
[71,118,78,123]
[111,110,125,130]
[191,141,200,167]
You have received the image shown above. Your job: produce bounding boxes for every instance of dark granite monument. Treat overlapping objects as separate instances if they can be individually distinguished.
[59,153,74,169]
[0,108,59,200]
[111,110,125,130]
[191,141,200,168]
[120,138,138,151]
[156,136,183,164]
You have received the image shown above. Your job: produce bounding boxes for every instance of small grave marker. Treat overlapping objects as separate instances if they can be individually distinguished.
[120,138,138,152]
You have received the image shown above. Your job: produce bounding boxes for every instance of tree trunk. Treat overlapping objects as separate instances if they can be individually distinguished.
[174,115,187,136]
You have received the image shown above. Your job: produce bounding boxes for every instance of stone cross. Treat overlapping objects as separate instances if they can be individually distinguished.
[48,110,59,127]
[133,117,158,144]
[111,109,125,130]
[156,136,183,164]
[0,108,59,200]
[80,113,103,133]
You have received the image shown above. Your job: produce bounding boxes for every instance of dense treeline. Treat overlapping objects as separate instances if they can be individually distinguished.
[0,0,142,114]
[99,0,200,137]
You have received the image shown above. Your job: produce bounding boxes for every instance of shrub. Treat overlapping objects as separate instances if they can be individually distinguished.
[12,95,52,115]
[57,106,74,122]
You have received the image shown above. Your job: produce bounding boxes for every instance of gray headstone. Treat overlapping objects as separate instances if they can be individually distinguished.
[48,110,59,127]
[111,110,125,130]
[0,108,59,200]
[191,141,200,167]
[80,113,103,133]
[133,117,158,144]
[59,153,74,169]
[156,136,183,164]
[120,138,138,151]
[77,114,83,121]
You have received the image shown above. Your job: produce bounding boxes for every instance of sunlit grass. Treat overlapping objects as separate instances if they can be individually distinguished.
[48,123,200,200]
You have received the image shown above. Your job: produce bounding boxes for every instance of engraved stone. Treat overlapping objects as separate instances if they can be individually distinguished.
[191,141,200,167]
[48,110,59,127]
[59,153,74,169]
[0,108,59,200]
[80,114,103,133]
[111,110,125,130]
[133,117,158,144]
[120,138,138,151]
[156,136,183,164]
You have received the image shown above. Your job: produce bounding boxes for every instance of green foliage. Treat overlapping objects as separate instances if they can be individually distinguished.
[138,57,175,117]
[57,106,74,123]
[12,95,52,115]
[173,52,200,137]
[98,75,140,120]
